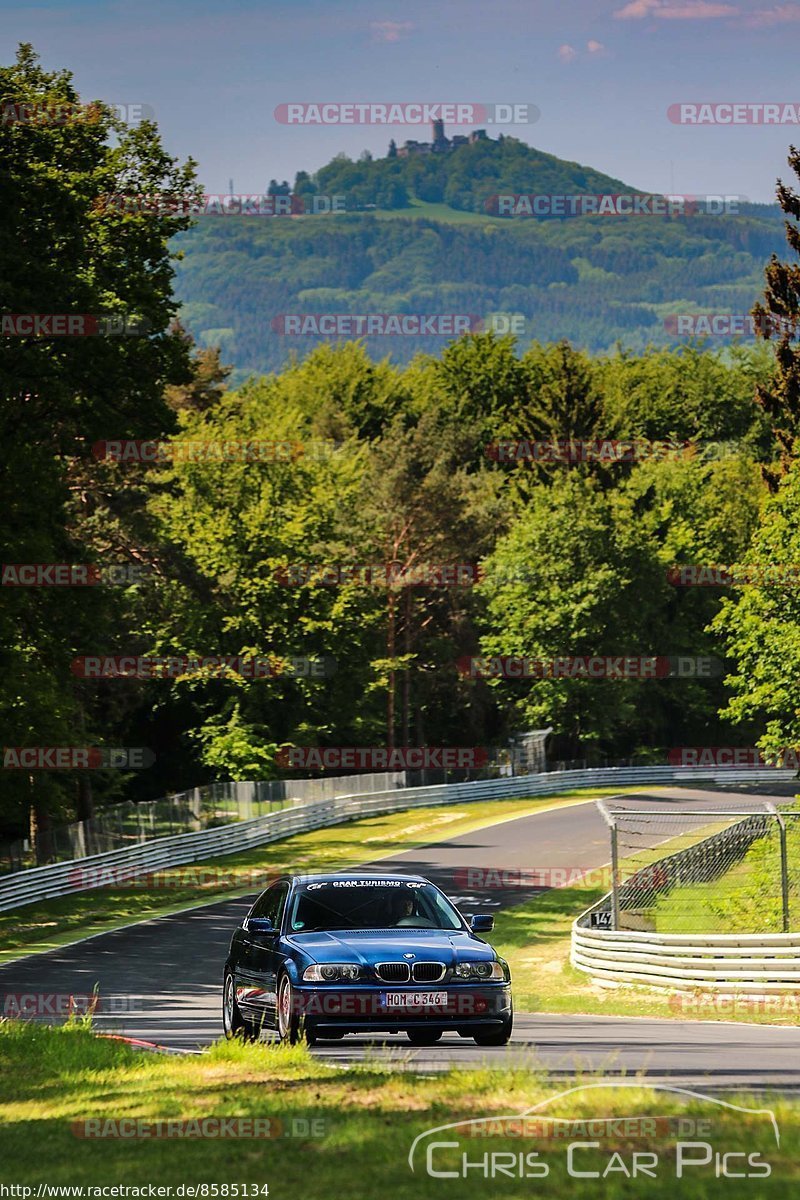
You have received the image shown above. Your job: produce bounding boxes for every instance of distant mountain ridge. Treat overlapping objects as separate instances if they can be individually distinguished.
[173,134,785,379]
[293,127,638,214]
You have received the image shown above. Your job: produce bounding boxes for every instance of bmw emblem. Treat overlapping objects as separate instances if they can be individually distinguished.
[403,953,415,960]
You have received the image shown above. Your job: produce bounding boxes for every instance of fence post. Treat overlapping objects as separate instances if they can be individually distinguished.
[767,804,790,933]
[610,821,620,931]
[596,799,621,930]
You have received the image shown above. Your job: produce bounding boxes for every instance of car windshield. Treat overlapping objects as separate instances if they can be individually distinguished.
[287,879,464,933]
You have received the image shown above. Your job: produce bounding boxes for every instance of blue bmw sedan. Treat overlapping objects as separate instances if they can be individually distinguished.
[223,872,513,1046]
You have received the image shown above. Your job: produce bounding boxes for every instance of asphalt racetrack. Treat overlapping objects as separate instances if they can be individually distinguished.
[3,782,800,1086]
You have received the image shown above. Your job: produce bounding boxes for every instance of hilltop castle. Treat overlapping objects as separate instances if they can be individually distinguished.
[388,119,488,158]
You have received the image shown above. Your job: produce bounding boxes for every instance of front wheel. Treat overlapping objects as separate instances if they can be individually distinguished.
[223,970,257,1042]
[277,974,317,1046]
[473,1016,513,1047]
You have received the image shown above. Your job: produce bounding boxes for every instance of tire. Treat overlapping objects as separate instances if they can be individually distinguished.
[223,970,257,1042]
[473,1016,513,1047]
[277,973,317,1046]
[407,1028,443,1046]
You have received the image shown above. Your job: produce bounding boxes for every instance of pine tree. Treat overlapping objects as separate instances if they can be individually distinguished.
[752,145,800,486]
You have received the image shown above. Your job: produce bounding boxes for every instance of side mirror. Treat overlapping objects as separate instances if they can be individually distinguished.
[470,914,494,933]
[249,917,279,937]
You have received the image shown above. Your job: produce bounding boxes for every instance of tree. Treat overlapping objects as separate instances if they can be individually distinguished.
[293,170,316,198]
[709,149,800,756]
[165,335,232,413]
[711,458,800,758]
[476,474,665,758]
[349,411,496,749]
[751,145,800,484]
[0,44,198,848]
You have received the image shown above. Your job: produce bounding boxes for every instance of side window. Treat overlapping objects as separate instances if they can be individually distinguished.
[250,883,288,927]
[250,884,279,923]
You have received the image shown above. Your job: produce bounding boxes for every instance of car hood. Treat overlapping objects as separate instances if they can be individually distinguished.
[285,929,494,967]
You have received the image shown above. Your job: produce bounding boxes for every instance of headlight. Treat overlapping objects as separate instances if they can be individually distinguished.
[454,961,506,980]
[302,963,362,982]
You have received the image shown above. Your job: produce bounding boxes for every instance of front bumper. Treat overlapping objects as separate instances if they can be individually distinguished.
[289,983,512,1033]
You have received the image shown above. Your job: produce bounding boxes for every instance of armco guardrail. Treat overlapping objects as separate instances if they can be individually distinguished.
[572,924,800,993]
[572,794,800,993]
[0,770,415,873]
[0,764,795,914]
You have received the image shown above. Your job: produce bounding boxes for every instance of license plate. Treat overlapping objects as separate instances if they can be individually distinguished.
[382,991,448,1007]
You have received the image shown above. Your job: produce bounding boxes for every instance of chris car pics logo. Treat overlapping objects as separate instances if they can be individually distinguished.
[408,1083,778,1180]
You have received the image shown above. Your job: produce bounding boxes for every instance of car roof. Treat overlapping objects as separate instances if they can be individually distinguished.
[285,871,429,886]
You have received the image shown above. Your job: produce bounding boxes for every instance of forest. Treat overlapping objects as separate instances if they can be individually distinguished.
[5,45,800,851]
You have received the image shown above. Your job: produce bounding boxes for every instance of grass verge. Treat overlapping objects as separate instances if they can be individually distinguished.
[651,808,800,934]
[0,1021,796,1195]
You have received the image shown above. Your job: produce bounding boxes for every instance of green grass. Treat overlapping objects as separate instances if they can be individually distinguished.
[366,198,507,225]
[0,1021,796,1195]
[0,790,620,963]
[650,812,800,934]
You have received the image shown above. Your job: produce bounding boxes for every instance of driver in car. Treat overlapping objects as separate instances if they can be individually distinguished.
[389,891,415,925]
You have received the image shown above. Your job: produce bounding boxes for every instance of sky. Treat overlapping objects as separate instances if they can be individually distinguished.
[2,0,800,202]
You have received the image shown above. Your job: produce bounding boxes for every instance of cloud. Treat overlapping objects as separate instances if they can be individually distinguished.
[743,3,800,25]
[657,2,738,15]
[614,0,662,16]
[558,40,608,62]
[370,21,414,42]
[614,0,736,16]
